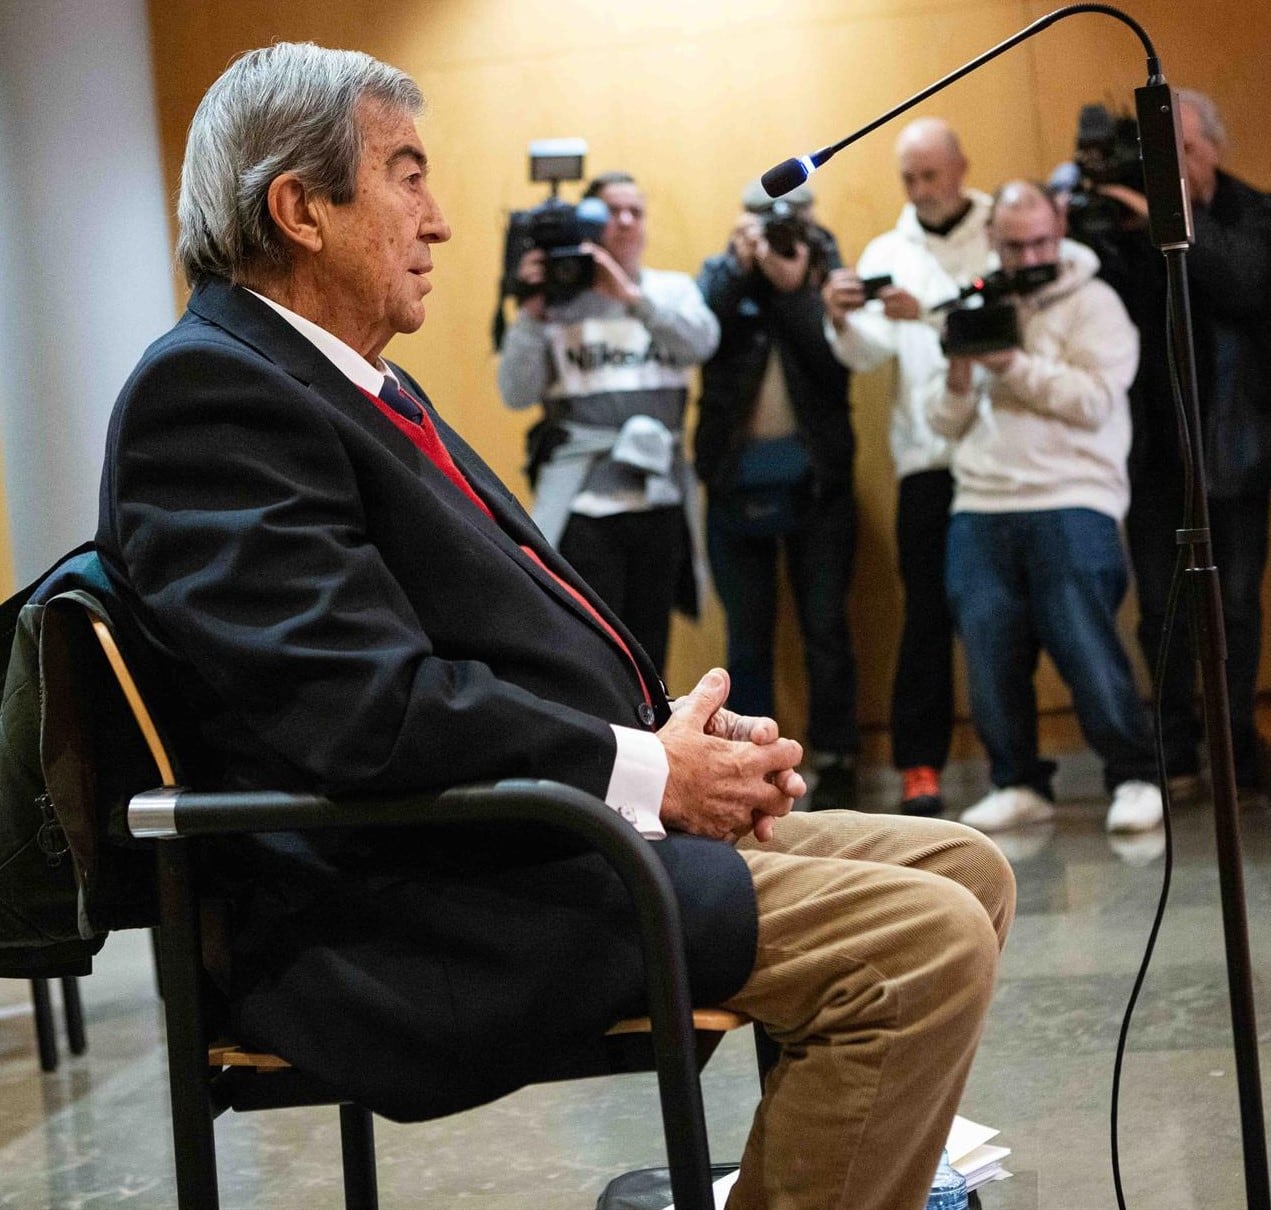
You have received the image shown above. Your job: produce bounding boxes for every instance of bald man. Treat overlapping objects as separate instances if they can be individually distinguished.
[822,118,992,817]
[926,181,1162,835]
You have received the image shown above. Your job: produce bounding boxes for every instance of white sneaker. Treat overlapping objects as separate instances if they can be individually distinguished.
[1108,830,1167,866]
[959,786,1055,832]
[1106,780,1164,833]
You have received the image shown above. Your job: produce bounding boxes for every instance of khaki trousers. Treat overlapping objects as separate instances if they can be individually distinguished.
[722,810,1016,1210]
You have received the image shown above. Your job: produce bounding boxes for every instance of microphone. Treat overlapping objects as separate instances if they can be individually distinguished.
[761,154,820,199]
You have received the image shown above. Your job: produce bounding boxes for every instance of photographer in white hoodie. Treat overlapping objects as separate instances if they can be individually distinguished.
[927,180,1162,834]
[823,118,992,817]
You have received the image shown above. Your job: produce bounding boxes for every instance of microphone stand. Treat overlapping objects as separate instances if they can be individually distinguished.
[761,8,1270,1208]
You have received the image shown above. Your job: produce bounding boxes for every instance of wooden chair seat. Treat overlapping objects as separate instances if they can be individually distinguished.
[209,1008,755,1071]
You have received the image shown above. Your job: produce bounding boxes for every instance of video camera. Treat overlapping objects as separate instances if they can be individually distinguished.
[1063,103,1145,247]
[937,265,1058,356]
[500,138,609,308]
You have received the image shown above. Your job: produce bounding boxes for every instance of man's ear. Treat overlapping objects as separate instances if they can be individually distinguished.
[267,173,324,256]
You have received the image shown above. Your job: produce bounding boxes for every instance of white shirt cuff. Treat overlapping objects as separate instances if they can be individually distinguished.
[606,724,668,839]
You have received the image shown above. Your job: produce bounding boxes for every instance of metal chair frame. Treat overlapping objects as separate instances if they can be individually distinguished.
[48,598,755,1210]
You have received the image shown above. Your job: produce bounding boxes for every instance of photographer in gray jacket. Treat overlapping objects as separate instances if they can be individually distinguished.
[497,171,719,674]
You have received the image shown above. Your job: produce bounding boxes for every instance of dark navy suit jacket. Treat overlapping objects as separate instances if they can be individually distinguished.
[95,277,756,1121]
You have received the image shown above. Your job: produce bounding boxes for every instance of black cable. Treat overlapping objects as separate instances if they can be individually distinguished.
[1109,267,1196,1210]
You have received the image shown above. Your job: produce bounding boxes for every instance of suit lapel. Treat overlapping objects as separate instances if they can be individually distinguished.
[428,399,659,690]
[187,279,658,696]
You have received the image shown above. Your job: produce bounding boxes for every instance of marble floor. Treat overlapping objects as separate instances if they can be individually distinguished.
[3,752,1271,1209]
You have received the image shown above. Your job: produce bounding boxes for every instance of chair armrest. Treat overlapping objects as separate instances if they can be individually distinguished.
[134,780,717,1203]
[131,777,620,841]
[130,778,694,1027]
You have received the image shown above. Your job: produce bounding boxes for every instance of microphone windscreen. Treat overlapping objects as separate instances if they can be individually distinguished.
[761,158,810,199]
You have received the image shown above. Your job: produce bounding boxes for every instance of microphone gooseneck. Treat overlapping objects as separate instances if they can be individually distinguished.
[759,3,1159,199]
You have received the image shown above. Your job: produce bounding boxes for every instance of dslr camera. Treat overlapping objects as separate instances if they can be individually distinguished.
[761,198,812,259]
[1063,103,1145,247]
[750,197,836,281]
[500,139,609,307]
[937,265,1058,356]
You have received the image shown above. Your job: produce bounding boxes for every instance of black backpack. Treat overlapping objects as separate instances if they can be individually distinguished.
[0,545,159,976]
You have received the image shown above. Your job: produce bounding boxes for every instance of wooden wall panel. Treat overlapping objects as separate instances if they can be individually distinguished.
[145,0,1271,760]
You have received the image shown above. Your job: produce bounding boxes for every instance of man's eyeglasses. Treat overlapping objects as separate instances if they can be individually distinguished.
[997,235,1060,257]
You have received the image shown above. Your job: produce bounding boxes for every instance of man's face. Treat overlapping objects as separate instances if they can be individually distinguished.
[1179,102,1221,206]
[598,182,646,271]
[992,201,1062,274]
[313,100,451,360]
[897,142,966,227]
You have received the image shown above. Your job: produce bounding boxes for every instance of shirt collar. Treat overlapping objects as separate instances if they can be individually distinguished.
[246,289,398,395]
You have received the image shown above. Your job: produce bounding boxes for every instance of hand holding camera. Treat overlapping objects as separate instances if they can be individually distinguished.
[580,240,641,306]
[821,267,866,329]
[758,236,811,293]
[513,248,549,319]
[821,269,899,328]
[731,212,810,291]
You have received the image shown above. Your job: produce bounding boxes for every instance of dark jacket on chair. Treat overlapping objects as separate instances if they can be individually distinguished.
[95,276,756,1123]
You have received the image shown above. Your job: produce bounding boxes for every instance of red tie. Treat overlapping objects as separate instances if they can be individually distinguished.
[360,382,652,706]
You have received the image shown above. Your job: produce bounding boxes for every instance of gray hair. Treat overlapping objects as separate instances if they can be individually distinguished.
[1177,88,1228,152]
[176,42,423,285]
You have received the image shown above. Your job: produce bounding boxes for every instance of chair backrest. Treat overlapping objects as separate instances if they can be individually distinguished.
[0,548,175,978]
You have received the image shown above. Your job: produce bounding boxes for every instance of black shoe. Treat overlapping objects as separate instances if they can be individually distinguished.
[809,756,856,811]
[901,793,945,817]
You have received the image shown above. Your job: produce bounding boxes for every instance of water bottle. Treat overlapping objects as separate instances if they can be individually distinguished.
[926,1149,968,1210]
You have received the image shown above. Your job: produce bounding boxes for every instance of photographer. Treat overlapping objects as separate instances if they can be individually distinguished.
[927,180,1161,835]
[1069,91,1271,800]
[497,171,719,674]
[694,180,860,809]
[822,117,993,817]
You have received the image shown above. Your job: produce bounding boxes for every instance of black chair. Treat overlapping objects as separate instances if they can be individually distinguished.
[28,974,86,1072]
[38,587,764,1210]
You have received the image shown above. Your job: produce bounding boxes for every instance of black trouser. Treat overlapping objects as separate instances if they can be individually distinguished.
[706,484,859,756]
[1126,476,1271,786]
[890,469,955,771]
[559,506,686,676]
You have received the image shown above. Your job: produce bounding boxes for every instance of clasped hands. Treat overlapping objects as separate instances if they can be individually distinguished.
[658,668,806,844]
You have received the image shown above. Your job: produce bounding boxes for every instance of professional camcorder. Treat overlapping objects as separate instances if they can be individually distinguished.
[1063,103,1145,247]
[937,265,1058,356]
[499,138,609,307]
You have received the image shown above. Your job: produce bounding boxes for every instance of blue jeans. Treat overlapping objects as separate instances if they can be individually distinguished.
[946,509,1155,795]
[706,485,859,755]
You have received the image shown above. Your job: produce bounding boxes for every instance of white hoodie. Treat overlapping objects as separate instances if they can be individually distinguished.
[925,239,1140,521]
[828,191,993,478]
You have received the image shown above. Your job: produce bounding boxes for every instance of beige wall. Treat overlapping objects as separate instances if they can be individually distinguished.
[145,0,1271,758]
